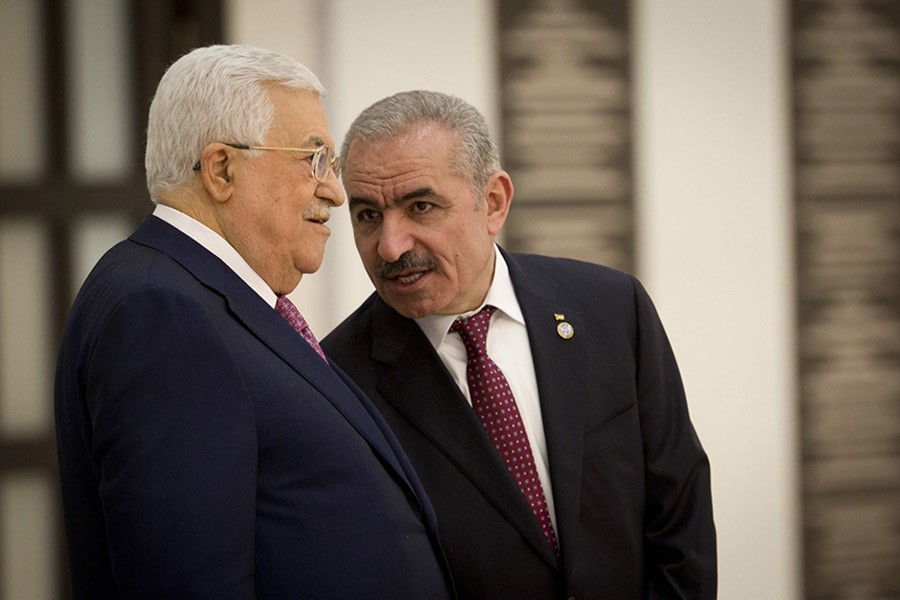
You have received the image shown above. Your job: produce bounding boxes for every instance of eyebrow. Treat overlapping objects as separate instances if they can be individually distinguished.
[399,187,435,202]
[349,187,438,209]
[302,135,328,148]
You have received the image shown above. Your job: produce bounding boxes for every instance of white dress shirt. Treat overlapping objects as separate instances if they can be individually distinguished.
[152,204,278,308]
[415,246,557,529]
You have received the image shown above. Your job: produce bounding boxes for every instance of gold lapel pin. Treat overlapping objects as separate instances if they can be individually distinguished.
[553,314,574,339]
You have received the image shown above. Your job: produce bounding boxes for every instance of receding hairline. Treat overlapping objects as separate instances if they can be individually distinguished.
[339,90,500,197]
[343,120,464,164]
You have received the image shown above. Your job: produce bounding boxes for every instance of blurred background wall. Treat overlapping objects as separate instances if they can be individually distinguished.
[0,1,897,598]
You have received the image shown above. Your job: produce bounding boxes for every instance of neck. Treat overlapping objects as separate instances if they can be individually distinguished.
[160,189,224,237]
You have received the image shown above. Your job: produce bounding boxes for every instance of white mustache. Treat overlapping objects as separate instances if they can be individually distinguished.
[303,204,331,223]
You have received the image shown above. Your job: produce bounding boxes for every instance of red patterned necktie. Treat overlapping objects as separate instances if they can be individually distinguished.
[450,305,558,554]
[275,295,328,363]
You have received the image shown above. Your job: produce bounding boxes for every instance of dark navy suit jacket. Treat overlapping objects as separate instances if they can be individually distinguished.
[322,249,716,600]
[54,215,455,599]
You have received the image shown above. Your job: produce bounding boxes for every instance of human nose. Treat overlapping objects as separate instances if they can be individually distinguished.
[376,215,415,263]
[316,171,345,207]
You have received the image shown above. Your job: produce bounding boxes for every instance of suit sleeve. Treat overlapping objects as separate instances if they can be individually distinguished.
[630,277,717,599]
[84,287,257,597]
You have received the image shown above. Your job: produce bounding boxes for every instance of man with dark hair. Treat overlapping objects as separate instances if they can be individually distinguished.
[323,89,717,599]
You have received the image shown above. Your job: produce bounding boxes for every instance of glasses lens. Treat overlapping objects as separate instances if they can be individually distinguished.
[332,154,342,178]
[312,147,328,182]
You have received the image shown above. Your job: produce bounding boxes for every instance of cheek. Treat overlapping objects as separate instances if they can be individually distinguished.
[353,230,378,266]
[440,232,471,266]
[270,212,299,247]
[449,236,487,280]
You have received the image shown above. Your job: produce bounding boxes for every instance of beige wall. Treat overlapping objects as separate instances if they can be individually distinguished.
[634,2,799,598]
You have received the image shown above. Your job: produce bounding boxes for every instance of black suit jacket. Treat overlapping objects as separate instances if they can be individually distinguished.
[54,215,454,599]
[322,249,716,599]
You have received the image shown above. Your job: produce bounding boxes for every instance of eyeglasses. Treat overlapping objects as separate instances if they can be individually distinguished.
[192,142,342,183]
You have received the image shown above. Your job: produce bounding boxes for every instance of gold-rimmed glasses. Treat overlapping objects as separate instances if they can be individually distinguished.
[192,142,342,183]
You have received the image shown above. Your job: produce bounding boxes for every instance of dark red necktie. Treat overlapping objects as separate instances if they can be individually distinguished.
[275,295,328,363]
[450,305,558,554]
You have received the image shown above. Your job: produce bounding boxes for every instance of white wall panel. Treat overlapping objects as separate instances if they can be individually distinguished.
[634,1,799,598]
[0,0,45,180]
[70,214,133,298]
[226,0,323,74]
[66,0,132,180]
[0,474,55,600]
[0,220,53,437]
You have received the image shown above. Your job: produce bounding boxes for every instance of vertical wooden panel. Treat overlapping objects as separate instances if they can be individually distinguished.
[793,1,900,598]
[499,0,634,273]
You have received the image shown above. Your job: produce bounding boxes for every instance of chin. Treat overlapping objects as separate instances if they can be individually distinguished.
[296,255,325,276]
[393,306,429,320]
[382,295,437,320]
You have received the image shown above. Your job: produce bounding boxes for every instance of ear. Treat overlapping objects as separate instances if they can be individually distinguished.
[483,170,513,236]
[198,143,237,203]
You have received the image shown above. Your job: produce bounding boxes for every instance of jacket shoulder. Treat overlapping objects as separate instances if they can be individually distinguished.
[505,251,644,304]
[322,292,379,355]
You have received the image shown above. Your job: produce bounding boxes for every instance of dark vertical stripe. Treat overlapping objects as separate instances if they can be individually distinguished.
[42,0,68,177]
[792,1,900,598]
[498,0,635,274]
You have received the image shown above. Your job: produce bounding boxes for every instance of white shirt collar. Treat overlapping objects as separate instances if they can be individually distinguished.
[152,204,278,307]
[415,245,523,349]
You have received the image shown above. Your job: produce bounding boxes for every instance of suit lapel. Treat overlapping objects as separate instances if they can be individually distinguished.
[130,216,410,485]
[370,297,560,567]
[503,250,589,582]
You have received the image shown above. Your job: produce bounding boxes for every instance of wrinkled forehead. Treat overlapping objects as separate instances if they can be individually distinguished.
[345,154,447,208]
[267,87,334,146]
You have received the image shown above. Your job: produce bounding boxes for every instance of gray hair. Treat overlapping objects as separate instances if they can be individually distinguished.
[145,44,325,202]
[340,90,501,196]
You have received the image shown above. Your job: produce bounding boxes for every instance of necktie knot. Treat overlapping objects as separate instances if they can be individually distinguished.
[449,305,496,357]
[275,295,328,363]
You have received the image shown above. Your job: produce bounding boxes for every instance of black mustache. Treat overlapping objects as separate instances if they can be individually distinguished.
[377,253,439,279]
